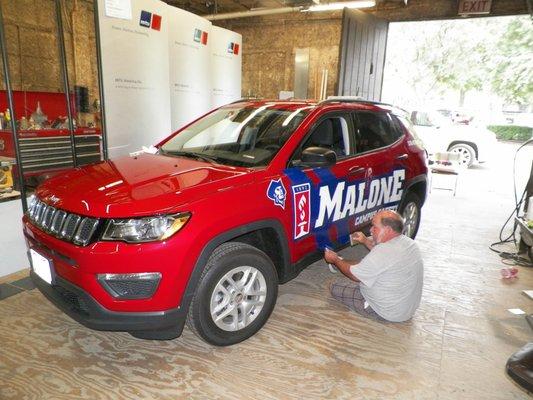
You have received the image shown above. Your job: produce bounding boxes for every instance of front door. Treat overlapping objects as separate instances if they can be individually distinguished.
[283,112,362,261]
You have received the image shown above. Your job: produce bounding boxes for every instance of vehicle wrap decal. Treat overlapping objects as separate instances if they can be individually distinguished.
[266,179,287,209]
[283,167,405,249]
[284,168,337,249]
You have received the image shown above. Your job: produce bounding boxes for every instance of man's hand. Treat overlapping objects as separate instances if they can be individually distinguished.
[324,248,340,265]
[350,232,374,250]
[323,248,360,282]
[351,232,367,244]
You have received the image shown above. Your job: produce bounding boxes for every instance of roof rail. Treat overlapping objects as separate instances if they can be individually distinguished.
[319,96,394,108]
[227,98,259,104]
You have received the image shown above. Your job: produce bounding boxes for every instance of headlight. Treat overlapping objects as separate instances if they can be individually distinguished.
[102,212,190,243]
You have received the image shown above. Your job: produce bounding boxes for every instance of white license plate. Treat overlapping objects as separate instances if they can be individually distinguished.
[30,249,53,284]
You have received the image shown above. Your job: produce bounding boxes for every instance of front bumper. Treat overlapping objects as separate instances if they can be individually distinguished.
[23,214,201,339]
[30,269,187,338]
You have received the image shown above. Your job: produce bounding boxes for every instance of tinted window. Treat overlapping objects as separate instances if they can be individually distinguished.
[390,115,407,139]
[354,112,399,153]
[298,116,352,160]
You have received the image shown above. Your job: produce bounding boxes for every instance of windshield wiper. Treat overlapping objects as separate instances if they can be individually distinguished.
[160,150,219,164]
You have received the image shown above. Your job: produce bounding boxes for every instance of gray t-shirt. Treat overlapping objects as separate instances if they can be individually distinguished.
[350,235,423,322]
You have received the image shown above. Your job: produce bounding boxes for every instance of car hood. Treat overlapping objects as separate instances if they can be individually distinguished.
[36,153,254,217]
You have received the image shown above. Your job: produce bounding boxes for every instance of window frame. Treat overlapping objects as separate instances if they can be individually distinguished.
[351,111,403,155]
[287,111,357,168]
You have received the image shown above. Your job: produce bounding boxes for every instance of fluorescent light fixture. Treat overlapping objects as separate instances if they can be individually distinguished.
[304,0,376,12]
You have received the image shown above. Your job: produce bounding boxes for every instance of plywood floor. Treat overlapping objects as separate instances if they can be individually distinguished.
[1,142,532,399]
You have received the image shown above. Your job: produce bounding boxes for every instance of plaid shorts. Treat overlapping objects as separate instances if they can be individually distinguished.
[329,278,383,320]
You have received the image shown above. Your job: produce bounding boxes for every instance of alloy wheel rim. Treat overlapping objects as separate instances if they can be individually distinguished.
[402,202,419,238]
[210,266,267,331]
[451,147,471,166]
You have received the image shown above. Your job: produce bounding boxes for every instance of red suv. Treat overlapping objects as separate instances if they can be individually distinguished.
[24,99,428,346]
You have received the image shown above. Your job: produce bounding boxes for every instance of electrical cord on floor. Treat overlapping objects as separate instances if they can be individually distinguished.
[489,138,533,267]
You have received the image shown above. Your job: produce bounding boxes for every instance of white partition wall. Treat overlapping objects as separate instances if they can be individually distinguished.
[98,0,171,157]
[0,201,27,277]
[168,8,212,132]
[97,1,241,156]
[210,26,242,108]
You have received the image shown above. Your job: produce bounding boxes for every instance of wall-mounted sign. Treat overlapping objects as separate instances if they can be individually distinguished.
[458,0,492,15]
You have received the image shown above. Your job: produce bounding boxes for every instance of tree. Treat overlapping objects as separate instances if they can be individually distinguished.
[490,18,533,108]
[382,16,532,110]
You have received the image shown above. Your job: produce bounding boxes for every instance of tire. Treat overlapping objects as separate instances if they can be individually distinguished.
[186,242,278,346]
[449,143,475,168]
[398,193,422,239]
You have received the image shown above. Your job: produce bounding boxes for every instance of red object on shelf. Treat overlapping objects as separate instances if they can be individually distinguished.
[0,90,77,121]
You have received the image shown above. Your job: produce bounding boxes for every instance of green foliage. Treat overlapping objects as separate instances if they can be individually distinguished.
[487,125,533,141]
[383,16,532,108]
[491,19,533,106]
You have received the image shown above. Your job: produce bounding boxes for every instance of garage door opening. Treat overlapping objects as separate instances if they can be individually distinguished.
[381,15,532,266]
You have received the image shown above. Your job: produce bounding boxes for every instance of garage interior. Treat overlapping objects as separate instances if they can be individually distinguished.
[0,0,532,399]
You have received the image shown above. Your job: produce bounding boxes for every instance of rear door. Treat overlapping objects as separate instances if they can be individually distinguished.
[350,110,407,229]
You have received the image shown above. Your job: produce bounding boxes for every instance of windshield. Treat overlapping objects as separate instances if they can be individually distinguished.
[160,104,311,167]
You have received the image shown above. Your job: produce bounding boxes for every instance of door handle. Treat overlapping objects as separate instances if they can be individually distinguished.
[348,166,366,176]
[396,154,408,160]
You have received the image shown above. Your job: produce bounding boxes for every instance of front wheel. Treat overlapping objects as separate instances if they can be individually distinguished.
[187,242,278,346]
[449,143,475,168]
[398,193,422,239]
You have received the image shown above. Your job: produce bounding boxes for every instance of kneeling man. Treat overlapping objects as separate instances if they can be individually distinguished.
[324,210,423,322]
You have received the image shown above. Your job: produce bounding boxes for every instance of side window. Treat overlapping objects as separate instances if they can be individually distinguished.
[299,116,351,159]
[354,112,399,153]
[390,115,407,140]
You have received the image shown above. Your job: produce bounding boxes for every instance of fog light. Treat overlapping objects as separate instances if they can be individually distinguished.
[97,272,161,299]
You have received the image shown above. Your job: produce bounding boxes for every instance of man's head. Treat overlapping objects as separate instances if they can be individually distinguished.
[370,210,404,244]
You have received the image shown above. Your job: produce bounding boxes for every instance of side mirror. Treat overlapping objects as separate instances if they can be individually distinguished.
[301,147,336,168]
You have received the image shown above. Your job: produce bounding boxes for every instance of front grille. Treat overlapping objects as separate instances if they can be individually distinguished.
[27,198,100,246]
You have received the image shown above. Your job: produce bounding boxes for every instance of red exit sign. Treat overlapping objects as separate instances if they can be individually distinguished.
[458,0,492,15]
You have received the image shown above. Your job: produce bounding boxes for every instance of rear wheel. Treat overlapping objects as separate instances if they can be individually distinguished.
[449,143,475,168]
[398,193,422,239]
[187,242,278,346]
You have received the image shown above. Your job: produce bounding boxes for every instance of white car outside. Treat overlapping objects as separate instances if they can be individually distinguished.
[410,110,497,168]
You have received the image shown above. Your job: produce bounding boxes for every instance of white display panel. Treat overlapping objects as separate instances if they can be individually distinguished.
[98,0,171,157]
[210,26,242,109]
[168,8,212,132]
[97,1,242,156]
